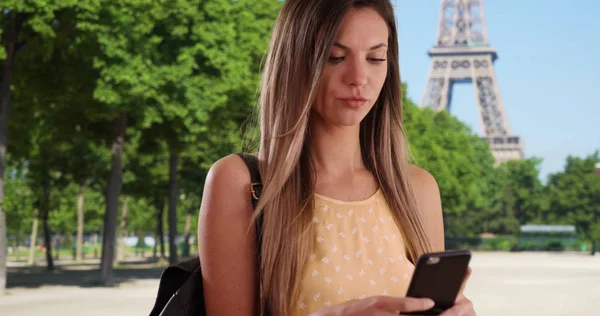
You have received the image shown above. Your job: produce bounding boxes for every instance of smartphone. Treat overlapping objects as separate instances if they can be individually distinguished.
[402,249,471,315]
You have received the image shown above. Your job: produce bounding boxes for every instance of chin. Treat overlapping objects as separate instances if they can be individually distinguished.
[311,103,373,127]
[333,113,369,127]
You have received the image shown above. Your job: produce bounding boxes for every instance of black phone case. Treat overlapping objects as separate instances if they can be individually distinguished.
[402,249,471,315]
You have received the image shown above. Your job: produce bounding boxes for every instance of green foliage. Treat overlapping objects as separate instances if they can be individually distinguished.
[4,158,35,235]
[401,82,598,241]
[461,158,548,236]
[494,158,547,226]
[49,182,105,235]
[125,197,156,234]
[403,89,496,236]
[2,0,597,264]
[482,237,514,251]
[545,151,600,242]
[2,1,282,258]
[2,0,280,237]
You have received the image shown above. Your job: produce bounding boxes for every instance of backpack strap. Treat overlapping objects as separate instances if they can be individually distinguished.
[236,153,262,209]
[235,153,266,312]
[235,152,264,245]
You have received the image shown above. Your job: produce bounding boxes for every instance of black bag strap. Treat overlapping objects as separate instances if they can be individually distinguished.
[236,153,268,315]
[235,152,264,252]
[236,153,262,208]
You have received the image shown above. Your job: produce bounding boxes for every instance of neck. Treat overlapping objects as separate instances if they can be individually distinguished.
[308,117,364,178]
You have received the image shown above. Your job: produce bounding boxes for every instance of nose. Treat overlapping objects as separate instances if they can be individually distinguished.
[344,59,368,87]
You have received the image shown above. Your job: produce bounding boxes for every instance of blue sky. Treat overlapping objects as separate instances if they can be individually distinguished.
[394,0,600,181]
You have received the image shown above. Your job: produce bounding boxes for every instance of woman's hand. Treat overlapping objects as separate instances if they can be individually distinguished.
[440,267,476,316]
[310,296,435,316]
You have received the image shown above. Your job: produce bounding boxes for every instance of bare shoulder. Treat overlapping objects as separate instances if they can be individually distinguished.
[408,165,440,195]
[199,153,255,220]
[204,153,254,199]
[197,153,258,316]
[408,165,444,251]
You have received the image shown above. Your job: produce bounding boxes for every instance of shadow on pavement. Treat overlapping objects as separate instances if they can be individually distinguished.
[6,257,179,289]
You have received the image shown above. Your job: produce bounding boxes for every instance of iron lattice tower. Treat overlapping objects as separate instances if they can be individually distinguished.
[420,0,524,164]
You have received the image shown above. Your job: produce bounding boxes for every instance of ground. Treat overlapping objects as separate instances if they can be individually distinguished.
[1,252,599,316]
[465,252,600,315]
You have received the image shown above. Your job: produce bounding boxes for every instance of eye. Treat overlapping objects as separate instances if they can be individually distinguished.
[368,58,386,64]
[328,56,345,64]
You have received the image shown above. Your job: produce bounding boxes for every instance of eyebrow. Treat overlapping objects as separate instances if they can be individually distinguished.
[333,42,388,50]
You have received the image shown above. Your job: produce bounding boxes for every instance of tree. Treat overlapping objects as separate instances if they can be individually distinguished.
[546,151,600,255]
[402,87,497,236]
[74,0,149,285]
[4,158,35,260]
[498,159,547,224]
[109,0,282,265]
[125,196,156,258]
[472,158,547,236]
[123,133,169,259]
[0,0,85,294]
[6,2,111,270]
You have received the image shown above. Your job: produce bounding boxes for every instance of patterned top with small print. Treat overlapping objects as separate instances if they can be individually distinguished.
[294,189,415,315]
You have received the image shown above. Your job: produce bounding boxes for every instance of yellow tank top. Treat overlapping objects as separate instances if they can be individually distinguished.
[294,189,415,315]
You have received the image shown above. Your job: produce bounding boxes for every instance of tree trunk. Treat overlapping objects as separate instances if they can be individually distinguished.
[27,210,39,265]
[41,173,54,270]
[137,231,145,258]
[0,10,27,297]
[14,226,20,261]
[152,239,158,260]
[183,206,192,258]
[152,199,160,260]
[92,232,98,259]
[591,240,597,256]
[100,113,126,286]
[117,198,129,262]
[0,207,5,292]
[168,151,179,265]
[54,232,60,261]
[100,190,108,264]
[157,199,165,259]
[153,233,157,259]
[76,184,86,261]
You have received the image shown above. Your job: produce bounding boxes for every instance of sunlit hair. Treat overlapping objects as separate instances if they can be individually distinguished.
[250,0,433,314]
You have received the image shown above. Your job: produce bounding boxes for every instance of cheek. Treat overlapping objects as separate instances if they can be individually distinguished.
[315,71,335,106]
[373,65,388,89]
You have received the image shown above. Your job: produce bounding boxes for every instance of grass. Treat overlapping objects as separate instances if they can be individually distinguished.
[7,245,165,262]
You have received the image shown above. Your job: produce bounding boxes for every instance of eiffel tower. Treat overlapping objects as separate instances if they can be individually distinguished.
[420,0,524,164]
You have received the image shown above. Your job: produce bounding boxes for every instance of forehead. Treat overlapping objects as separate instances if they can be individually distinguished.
[334,8,389,49]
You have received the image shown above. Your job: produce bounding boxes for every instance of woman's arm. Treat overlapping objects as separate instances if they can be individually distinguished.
[410,166,476,316]
[409,166,445,251]
[198,154,259,316]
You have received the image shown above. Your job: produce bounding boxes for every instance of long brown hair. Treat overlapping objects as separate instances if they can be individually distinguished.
[252,0,433,314]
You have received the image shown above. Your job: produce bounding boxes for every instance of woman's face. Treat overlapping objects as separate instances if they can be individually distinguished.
[312,7,389,128]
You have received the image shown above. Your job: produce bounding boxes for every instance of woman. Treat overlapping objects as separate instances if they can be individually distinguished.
[198,0,475,315]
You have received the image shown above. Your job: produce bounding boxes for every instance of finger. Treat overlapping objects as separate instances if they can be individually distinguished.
[457,267,472,300]
[370,296,435,313]
[440,297,474,316]
[390,296,435,313]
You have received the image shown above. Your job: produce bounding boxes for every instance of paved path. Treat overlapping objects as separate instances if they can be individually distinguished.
[1,279,159,316]
[465,252,600,316]
[1,252,599,316]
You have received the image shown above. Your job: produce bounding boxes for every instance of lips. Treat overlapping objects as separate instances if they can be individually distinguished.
[339,96,367,108]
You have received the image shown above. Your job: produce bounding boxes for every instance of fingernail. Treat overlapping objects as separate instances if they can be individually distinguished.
[426,299,435,308]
